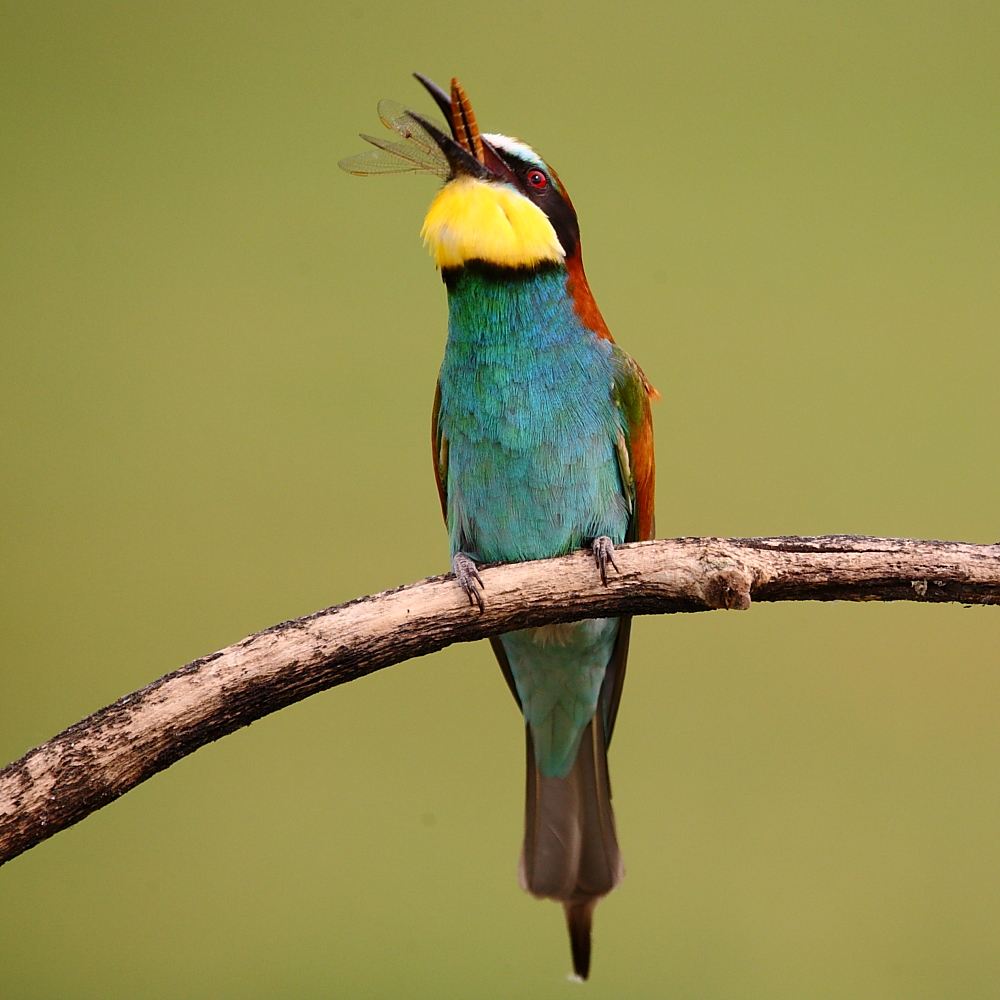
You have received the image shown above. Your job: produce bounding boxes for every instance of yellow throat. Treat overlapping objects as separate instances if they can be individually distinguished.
[421,176,564,269]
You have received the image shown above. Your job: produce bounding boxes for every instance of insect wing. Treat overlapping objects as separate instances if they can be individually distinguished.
[377,100,448,150]
[338,146,434,176]
[338,99,451,178]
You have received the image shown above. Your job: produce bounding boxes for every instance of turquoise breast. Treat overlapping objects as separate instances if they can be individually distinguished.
[438,263,630,777]
[438,264,629,564]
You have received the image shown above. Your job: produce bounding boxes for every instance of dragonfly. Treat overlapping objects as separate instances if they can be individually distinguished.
[338,100,451,178]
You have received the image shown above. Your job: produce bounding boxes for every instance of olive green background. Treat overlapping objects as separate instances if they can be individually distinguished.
[2,2,998,997]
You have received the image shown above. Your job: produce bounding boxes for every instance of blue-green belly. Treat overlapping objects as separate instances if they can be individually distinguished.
[438,266,630,777]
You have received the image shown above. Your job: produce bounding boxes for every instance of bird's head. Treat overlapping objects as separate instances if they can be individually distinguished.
[340,75,580,271]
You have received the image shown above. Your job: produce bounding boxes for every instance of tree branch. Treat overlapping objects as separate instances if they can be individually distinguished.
[2,535,998,867]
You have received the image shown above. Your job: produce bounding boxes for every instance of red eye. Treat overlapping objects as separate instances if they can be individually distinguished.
[527,169,547,190]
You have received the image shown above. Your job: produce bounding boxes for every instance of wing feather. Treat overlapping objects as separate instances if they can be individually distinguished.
[610,347,656,544]
[601,348,657,743]
[430,380,448,521]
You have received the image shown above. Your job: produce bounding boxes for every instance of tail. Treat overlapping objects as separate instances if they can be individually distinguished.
[519,711,623,980]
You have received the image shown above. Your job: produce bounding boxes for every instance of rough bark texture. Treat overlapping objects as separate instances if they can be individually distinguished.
[2,535,998,867]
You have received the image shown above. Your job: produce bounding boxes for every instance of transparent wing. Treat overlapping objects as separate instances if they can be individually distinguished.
[377,100,449,148]
[338,99,450,178]
[338,146,442,176]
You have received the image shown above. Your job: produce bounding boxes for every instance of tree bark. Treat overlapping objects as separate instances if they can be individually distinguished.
[2,535,998,867]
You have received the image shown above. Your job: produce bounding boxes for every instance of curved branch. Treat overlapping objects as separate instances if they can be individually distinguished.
[2,535,998,867]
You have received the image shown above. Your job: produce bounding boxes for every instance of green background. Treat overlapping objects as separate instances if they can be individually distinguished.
[2,2,998,996]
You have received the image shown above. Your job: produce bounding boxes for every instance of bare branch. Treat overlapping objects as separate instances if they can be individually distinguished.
[2,535,998,867]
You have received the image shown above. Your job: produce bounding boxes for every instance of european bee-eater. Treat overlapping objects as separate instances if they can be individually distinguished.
[341,74,657,980]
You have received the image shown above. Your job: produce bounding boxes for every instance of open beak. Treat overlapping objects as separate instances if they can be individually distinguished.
[412,73,518,185]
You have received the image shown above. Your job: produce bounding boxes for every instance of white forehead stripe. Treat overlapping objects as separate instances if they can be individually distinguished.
[483,133,546,170]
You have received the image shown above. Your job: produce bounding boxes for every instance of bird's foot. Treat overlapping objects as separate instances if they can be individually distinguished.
[591,536,620,586]
[452,552,485,611]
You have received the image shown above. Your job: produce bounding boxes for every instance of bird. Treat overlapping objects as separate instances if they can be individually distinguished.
[340,73,657,981]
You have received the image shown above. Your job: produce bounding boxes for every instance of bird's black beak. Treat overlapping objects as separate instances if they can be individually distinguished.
[412,73,518,185]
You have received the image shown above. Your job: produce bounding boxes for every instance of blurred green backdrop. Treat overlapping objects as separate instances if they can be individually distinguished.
[2,2,998,997]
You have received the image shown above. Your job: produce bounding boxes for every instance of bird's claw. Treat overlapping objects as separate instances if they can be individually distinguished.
[591,536,620,586]
[452,552,485,611]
